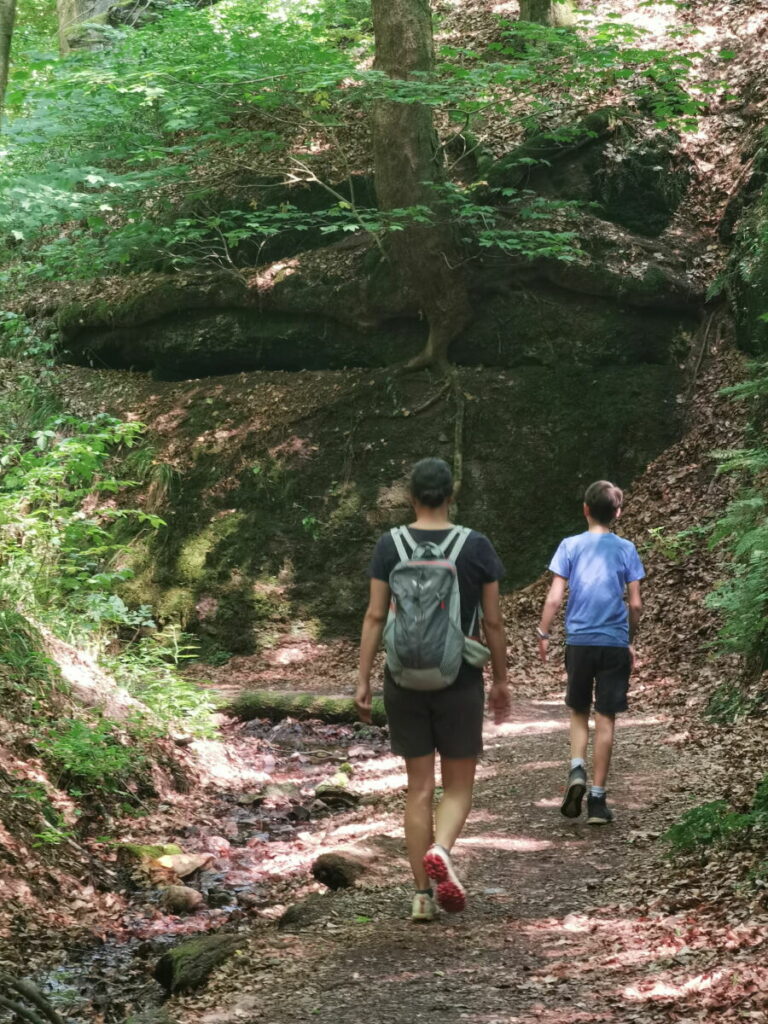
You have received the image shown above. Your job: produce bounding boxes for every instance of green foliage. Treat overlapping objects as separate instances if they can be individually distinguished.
[105,626,220,737]
[705,680,768,725]
[45,717,147,797]
[706,361,768,672]
[11,778,77,846]
[0,412,162,617]
[642,523,710,563]
[0,403,219,738]
[0,0,706,284]
[0,608,58,695]
[665,774,768,863]
[663,800,752,852]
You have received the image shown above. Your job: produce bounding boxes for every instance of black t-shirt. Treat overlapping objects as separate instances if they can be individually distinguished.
[367,526,506,637]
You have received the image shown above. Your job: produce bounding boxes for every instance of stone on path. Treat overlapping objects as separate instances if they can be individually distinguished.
[311,852,366,890]
[160,885,206,914]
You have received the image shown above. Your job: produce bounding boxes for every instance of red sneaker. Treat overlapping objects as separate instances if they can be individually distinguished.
[423,844,466,913]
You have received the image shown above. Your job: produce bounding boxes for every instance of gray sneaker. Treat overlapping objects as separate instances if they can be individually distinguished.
[560,766,587,818]
[586,793,614,824]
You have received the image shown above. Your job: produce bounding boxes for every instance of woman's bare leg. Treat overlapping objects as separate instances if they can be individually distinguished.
[404,754,436,888]
[434,756,477,851]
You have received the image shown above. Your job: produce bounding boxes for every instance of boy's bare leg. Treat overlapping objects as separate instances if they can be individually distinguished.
[404,754,436,889]
[570,709,590,762]
[592,712,616,788]
[434,756,477,851]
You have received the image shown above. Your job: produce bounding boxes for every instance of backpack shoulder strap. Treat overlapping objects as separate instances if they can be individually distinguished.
[445,526,472,564]
[390,526,414,563]
[437,526,460,556]
[469,603,483,636]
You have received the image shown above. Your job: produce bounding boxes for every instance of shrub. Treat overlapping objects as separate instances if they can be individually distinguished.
[706,361,768,673]
[663,800,752,852]
[45,718,147,798]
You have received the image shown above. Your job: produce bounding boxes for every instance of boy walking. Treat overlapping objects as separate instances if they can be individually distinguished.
[537,481,644,824]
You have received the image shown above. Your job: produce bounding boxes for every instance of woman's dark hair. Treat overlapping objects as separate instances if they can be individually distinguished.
[410,458,454,508]
[584,480,623,525]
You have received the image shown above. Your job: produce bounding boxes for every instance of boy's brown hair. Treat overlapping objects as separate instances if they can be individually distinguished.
[584,480,623,526]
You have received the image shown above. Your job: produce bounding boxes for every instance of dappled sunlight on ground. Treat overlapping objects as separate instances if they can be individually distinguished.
[533,796,563,809]
[353,769,408,795]
[624,970,725,1001]
[493,718,570,738]
[459,834,555,853]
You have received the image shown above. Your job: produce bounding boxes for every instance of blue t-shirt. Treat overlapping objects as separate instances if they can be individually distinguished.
[548,531,645,647]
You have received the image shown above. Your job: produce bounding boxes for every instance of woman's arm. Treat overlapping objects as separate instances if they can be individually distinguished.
[355,578,390,723]
[481,581,511,723]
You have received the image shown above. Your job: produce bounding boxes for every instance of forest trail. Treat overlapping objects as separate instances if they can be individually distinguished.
[174,695,737,1024]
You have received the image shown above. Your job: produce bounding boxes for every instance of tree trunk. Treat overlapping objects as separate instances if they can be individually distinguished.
[55,0,112,53]
[519,0,575,28]
[371,0,470,368]
[0,0,15,126]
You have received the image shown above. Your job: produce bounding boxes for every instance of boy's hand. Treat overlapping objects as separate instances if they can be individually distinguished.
[538,636,549,663]
[488,680,511,724]
[354,679,373,724]
[628,644,636,674]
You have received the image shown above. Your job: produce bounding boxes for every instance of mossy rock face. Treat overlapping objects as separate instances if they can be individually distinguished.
[113,359,683,644]
[55,272,248,339]
[64,309,424,378]
[595,129,691,237]
[488,118,689,239]
[154,934,242,994]
[452,287,694,367]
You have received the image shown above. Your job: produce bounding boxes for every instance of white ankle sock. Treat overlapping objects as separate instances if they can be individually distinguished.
[570,758,586,770]
[590,785,606,798]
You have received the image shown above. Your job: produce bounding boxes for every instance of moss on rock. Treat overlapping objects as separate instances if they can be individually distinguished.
[154,933,242,994]
[117,842,183,864]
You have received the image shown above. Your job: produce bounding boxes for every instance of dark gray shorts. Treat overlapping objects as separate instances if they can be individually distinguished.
[565,644,630,715]
[383,665,484,759]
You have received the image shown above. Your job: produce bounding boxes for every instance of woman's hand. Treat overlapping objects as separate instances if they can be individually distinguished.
[488,680,511,724]
[354,678,373,724]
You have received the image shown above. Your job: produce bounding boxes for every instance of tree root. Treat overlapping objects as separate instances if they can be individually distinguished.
[392,381,451,417]
[0,975,65,1024]
[449,367,465,505]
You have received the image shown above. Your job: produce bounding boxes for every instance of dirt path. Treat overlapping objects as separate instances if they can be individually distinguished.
[172,698,737,1024]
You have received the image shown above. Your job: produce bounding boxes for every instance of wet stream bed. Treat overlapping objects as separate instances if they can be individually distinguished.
[8,718,393,1023]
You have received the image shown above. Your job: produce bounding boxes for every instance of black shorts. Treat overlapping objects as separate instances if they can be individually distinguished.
[383,664,484,759]
[565,645,630,715]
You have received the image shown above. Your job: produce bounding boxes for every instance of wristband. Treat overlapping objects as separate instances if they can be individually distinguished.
[536,627,550,640]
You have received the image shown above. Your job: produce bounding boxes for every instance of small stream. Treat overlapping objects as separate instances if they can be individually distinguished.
[13,719,391,1023]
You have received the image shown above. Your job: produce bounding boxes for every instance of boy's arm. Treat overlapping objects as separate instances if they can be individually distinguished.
[356,579,390,722]
[627,580,642,640]
[627,580,642,668]
[537,575,567,663]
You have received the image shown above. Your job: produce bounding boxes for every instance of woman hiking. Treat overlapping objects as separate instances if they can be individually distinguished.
[355,457,511,922]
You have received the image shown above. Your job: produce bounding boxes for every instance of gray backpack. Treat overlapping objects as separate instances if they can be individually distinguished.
[383,525,474,691]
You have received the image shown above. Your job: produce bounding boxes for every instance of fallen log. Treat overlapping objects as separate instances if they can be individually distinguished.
[154,934,242,995]
[227,690,387,727]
